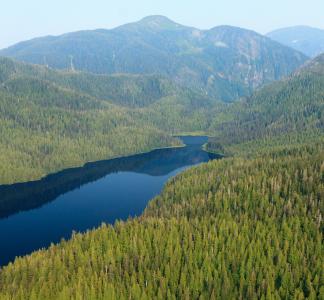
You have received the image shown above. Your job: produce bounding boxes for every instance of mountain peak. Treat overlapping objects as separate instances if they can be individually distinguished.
[268,25,324,35]
[266,26,324,57]
[137,15,183,30]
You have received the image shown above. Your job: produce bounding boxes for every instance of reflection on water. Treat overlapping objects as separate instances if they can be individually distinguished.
[0,136,220,266]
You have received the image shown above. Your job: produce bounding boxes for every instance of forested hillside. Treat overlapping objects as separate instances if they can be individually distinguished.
[0,51,322,184]
[0,134,322,299]
[206,53,324,155]
[0,16,307,101]
[0,57,187,184]
[0,54,323,300]
[0,57,181,108]
[0,18,314,185]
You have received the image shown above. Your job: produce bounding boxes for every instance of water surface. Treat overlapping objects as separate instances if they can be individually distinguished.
[0,136,219,266]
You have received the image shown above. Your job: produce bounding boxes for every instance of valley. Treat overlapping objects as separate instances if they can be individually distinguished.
[0,13,323,300]
[0,136,219,267]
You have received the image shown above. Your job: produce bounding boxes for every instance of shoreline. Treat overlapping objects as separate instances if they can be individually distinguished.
[1,141,188,187]
[0,136,214,267]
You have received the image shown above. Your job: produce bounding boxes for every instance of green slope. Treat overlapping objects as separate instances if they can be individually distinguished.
[206,53,324,155]
[0,57,186,184]
[0,48,323,300]
[0,56,230,184]
[0,16,307,102]
[0,56,183,108]
[0,128,322,300]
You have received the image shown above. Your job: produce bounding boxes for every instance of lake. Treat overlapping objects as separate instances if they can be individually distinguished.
[0,136,220,266]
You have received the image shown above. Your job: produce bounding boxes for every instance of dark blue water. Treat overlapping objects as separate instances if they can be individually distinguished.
[0,136,219,266]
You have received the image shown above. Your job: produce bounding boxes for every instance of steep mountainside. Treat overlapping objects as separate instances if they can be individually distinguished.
[207,53,324,154]
[267,26,324,57]
[0,16,307,102]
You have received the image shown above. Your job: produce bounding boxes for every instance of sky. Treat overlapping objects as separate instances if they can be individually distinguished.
[1,0,323,49]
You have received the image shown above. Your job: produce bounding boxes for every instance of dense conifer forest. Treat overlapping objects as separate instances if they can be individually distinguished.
[0,137,322,299]
[1,51,322,185]
[0,53,323,299]
[0,13,324,297]
[0,57,205,184]
[206,54,324,155]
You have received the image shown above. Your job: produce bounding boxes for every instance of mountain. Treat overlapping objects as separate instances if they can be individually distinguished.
[0,16,307,102]
[0,56,227,184]
[0,57,185,184]
[296,51,324,74]
[267,26,324,57]
[206,53,324,154]
[0,45,319,185]
[0,21,323,300]
[0,55,323,299]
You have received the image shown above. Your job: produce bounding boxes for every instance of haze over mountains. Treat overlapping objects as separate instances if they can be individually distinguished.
[0,9,324,299]
[0,16,307,102]
[267,26,324,57]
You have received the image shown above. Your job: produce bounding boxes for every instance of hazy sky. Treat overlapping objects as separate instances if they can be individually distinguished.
[1,0,323,49]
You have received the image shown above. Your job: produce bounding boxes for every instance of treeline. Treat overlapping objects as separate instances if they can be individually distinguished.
[0,142,322,299]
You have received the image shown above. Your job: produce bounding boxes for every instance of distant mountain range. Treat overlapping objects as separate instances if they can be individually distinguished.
[267,26,324,57]
[0,16,307,102]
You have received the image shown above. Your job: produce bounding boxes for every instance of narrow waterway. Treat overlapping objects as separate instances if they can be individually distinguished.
[0,136,220,266]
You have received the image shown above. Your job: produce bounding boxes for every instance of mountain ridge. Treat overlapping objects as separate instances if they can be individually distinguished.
[267,25,324,57]
[0,16,308,102]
